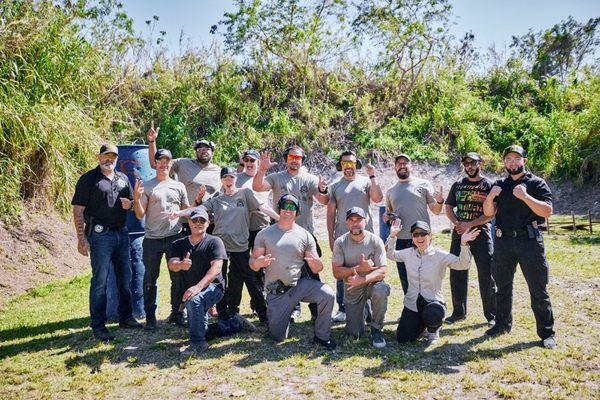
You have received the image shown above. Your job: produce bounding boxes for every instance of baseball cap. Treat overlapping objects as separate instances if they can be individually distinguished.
[394,153,411,163]
[243,149,260,160]
[346,207,367,220]
[410,221,431,234]
[99,143,119,156]
[189,208,209,222]
[502,145,526,158]
[220,166,236,178]
[461,152,482,162]
[278,194,300,209]
[194,140,215,150]
[154,149,172,160]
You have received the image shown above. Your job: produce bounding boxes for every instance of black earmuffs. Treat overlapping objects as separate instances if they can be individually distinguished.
[277,193,302,216]
[283,146,306,162]
[336,150,362,171]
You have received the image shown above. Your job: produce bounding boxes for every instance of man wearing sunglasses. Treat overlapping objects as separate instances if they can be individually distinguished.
[483,145,556,349]
[444,152,496,326]
[327,150,383,323]
[250,194,336,350]
[253,146,330,322]
[383,154,444,294]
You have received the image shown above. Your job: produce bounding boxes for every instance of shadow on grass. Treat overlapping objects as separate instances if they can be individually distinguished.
[0,316,89,343]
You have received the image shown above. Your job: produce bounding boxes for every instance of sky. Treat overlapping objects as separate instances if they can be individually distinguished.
[120,0,600,57]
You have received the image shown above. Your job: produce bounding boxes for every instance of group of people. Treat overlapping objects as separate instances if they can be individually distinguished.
[72,127,557,354]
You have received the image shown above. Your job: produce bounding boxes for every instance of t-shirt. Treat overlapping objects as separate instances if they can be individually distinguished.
[254,224,317,287]
[331,231,387,275]
[493,172,552,231]
[265,171,319,233]
[171,158,221,203]
[385,177,435,239]
[71,167,133,229]
[203,188,262,252]
[140,178,189,239]
[170,234,228,289]
[329,176,373,238]
[236,172,270,231]
[445,177,493,231]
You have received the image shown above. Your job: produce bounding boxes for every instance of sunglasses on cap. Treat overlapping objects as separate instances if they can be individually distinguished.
[281,202,298,211]
[412,231,429,238]
[287,154,303,161]
[340,160,356,168]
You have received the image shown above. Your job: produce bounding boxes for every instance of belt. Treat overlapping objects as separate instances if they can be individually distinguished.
[495,228,528,238]
[93,224,123,233]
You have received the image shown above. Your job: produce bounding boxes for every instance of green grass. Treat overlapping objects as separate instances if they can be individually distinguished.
[1,234,598,399]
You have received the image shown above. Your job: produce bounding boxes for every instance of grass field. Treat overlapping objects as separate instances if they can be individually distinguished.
[1,233,598,399]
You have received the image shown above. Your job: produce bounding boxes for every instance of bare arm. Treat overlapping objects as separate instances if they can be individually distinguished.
[72,205,89,256]
[182,259,224,302]
[259,204,280,221]
[326,201,336,250]
[304,250,324,274]
[146,123,159,170]
[365,164,383,202]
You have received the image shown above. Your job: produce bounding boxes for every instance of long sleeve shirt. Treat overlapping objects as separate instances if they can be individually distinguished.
[386,237,471,312]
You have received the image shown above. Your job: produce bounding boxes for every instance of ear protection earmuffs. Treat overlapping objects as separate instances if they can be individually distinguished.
[283,146,306,162]
[277,193,302,216]
[336,150,363,171]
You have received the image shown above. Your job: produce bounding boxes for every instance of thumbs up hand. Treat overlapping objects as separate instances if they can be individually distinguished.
[356,253,376,273]
[433,185,444,204]
[180,251,192,271]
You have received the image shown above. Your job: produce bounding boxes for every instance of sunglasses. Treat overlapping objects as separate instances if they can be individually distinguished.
[412,231,429,238]
[287,154,303,161]
[340,160,356,167]
[243,158,257,163]
[281,202,298,211]
[190,218,207,225]
[462,161,478,167]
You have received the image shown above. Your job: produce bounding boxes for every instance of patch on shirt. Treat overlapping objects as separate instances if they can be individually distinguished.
[236,200,245,208]
[114,178,128,190]
[300,185,308,193]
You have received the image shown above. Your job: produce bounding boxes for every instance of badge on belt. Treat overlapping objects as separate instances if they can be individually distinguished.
[94,224,105,233]
[495,227,502,238]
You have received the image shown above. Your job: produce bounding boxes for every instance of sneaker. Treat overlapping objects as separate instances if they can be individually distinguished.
[119,317,143,329]
[92,327,115,342]
[426,329,440,344]
[167,311,187,327]
[144,317,157,331]
[233,314,257,332]
[331,311,346,323]
[180,342,209,356]
[290,309,301,323]
[371,328,386,348]
[418,329,429,340]
[487,319,496,328]
[542,336,556,349]
[444,314,466,324]
[485,324,510,336]
[313,336,337,350]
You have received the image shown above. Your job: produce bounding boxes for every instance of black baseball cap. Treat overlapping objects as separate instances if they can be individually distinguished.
[220,166,236,178]
[394,153,411,163]
[502,145,526,158]
[278,194,300,209]
[346,207,366,220]
[410,221,431,234]
[243,149,260,160]
[461,152,482,162]
[99,143,118,156]
[154,149,172,160]
[194,140,215,150]
[189,208,209,222]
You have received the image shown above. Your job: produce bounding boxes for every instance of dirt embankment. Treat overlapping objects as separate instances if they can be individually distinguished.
[1,162,598,306]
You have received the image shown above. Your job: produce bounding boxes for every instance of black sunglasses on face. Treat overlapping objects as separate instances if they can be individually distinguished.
[412,232,429,238]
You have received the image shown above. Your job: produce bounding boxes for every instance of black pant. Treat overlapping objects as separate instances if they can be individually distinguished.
[142,233,183,319]
[492,234,555,339]
[217,250,267,322]
[249,230,266,312]
[395,238,413,294]
[294,233,322,319]
[396,295,445,343]
[448,229,496,322]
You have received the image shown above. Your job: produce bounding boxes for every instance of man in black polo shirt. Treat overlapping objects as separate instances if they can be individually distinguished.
[444,152,496,326]
[72,144,142,342]
[483,145,556,349]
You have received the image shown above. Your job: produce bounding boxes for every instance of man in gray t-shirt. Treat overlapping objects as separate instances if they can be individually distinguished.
[250,194,336,349]
[332,207,389,348]
[134,149,190,328]
[327,150,383,322]
[383,154,444,294]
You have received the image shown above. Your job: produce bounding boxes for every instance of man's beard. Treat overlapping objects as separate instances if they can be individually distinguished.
[289,163,300,171]
[197,154,211,164]
[466,167,480,178]
[350,228,363,236]
[100,161,116,172]
[343,168,355,178]
[506,166,524,176]
[396,170,409,179]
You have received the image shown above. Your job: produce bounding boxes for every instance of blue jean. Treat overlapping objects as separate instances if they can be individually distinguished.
[106,233,147,320]
[88,228,134,329]
[185,283,224,345]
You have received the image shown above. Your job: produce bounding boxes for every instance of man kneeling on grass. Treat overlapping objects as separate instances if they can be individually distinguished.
[168,209,255,355]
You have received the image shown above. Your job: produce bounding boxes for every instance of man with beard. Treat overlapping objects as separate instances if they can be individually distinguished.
[253,146,329,322]
[332,207,389,348]
[327,150,383,322]
[134,149,190,330]
[483,145,556,349]
[383,154,444,294]
[250,194,336,349]
[72,144,142,342]
[444,152,497,326]
[147,123,221,207]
